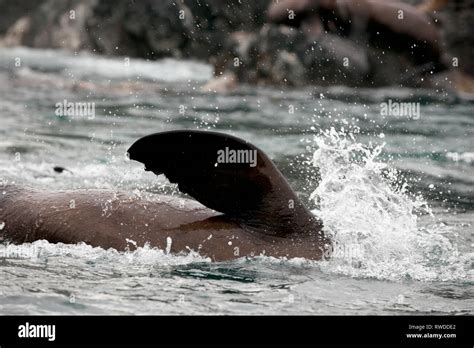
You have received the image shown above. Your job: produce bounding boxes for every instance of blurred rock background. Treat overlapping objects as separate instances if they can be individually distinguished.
[0,0,472,91]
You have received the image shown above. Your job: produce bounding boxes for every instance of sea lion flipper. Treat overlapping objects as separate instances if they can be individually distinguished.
[127,130,321,236]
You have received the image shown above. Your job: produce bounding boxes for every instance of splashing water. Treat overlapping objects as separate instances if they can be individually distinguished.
[310,127,471,282]
[0,240,209,267]
[0,47,473,314]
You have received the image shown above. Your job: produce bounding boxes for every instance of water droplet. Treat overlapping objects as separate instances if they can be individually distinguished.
[166,237,172,254]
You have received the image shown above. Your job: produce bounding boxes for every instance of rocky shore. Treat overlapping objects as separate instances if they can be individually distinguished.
[0,0,472,92]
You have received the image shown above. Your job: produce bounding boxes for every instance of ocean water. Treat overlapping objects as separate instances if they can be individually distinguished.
[0,47,472,315]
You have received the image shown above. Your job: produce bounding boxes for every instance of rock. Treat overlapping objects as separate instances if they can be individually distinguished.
[0,0,471,90]
[1,0,96,51]
[432,0,474,75]
[0,0,45,35]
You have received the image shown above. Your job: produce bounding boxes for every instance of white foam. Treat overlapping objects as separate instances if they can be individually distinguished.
[309,126,472,281]
[0,47,212,82]
[2,240,209,266]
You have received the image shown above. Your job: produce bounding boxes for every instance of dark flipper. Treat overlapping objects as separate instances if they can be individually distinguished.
[127,130,322,237]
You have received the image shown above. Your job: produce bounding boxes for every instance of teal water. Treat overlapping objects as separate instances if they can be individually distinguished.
[0,48,472,315]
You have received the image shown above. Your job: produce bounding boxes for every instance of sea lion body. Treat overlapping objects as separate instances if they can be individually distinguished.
[0,186,327,261]
[0,130,329,261]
